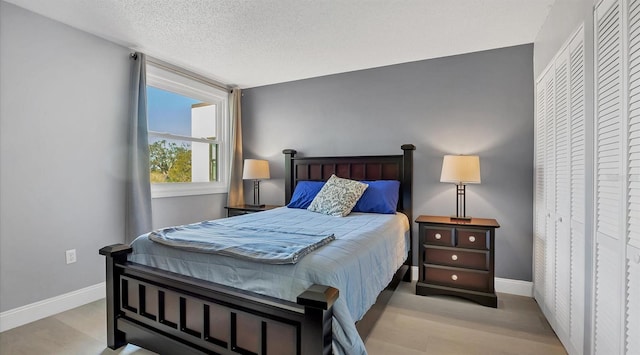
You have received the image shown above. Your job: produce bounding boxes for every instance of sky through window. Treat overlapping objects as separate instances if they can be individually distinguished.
[147,86,201,136]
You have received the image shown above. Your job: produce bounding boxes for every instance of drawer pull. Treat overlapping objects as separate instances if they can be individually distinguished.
[469,236,476,243]
[451,274,458,281]
[435,233,442,240]
[635,254,640,264]
[451,254,458,261]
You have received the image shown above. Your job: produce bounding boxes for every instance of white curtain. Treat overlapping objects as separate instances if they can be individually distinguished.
[125,52,152,243]
[227,88,244,206]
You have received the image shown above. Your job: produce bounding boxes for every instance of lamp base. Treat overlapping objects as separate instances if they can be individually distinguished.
[450,215,472,221]
[250,180,263,208]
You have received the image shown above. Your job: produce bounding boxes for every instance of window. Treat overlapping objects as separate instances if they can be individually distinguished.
[146,63,229,198]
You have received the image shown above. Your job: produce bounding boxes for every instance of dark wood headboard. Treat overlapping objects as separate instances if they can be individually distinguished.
[282,144,416,265]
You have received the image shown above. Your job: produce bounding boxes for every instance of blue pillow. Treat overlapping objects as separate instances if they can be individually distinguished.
[287,181,325,209]
[352,180,400,214]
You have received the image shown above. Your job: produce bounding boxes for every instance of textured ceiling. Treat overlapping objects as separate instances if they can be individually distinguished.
[6,0,555,88]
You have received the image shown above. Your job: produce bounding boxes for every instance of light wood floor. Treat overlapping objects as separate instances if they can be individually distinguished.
[0,281,566,354]
[365,282,566,354]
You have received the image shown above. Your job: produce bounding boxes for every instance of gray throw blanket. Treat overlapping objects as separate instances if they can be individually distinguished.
[148,220,335,264]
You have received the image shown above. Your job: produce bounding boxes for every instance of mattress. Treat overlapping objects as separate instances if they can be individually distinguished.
[129,207,410,355]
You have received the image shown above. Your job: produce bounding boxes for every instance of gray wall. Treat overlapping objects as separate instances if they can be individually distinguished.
[0,1,129,312]
[242,44,535,281]
[152,194,226,229]
[0,2,224,313]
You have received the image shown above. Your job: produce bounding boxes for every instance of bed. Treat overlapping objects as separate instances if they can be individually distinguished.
[100,144,415,355]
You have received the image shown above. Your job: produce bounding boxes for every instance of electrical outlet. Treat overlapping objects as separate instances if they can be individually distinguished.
[65,249,77,264]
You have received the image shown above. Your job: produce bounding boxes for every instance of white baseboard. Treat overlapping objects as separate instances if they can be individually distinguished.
[495,277,533,297]
[410,266,532,297]
[0,282,105,333]
[411,266,419,281]
[0,273,533,333]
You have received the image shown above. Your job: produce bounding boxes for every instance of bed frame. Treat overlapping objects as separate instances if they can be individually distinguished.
[100,144,415,355]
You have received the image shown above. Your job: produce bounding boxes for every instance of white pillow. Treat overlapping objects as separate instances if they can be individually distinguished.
[307,175,368,217]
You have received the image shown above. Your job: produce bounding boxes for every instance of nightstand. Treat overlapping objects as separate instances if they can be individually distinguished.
[415,215,500,307]
[224,204,281,217]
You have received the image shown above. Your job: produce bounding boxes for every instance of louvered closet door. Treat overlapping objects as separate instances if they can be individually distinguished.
[626,0,640,352]
[594,0,624,353]
[535,26,587,354]
[568,28,586,353]
[627,260,640,354]
[554,47,571,340]
[534,78,547,303]
[536,24,588,354]
[544,69,557,316]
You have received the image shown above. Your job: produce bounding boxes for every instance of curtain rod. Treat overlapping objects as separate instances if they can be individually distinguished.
[132,53,233,93]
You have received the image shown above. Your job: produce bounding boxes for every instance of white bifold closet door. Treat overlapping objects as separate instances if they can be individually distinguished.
[624,0,640,353]
[534,76,547,304]
[534,26,586,354]
[545,66,557,317]
[594,1,622,352]
[594,0,640,353]
[568,31,586,353]
[554,45,571,339]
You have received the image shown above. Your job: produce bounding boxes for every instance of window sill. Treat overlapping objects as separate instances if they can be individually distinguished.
[151,182,228,198]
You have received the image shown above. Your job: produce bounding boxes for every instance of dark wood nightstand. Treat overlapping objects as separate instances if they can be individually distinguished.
[415,215,500,307]
[224,204,282,217]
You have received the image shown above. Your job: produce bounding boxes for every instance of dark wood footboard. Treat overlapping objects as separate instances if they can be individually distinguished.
[100,244,338,355]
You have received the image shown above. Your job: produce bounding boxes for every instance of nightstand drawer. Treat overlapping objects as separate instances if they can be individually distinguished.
[225,205,282,218]
[228,209,251,217]
[424,228,454,246]
[423,266,490,292]
[424,248,488,270]
[456,229,489,250]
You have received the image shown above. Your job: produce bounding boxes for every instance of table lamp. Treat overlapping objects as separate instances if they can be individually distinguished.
[243,159,270,207]
[440,155,481,220]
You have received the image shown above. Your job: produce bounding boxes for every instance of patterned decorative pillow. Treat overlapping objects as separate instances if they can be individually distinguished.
[307,175,368,217]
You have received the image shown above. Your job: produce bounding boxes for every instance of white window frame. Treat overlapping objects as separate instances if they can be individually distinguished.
[146,63,230,198]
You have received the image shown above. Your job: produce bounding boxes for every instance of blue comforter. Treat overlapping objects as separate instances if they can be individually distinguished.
[129,207,410,354]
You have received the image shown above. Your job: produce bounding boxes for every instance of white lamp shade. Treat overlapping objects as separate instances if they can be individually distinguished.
[440,155,481,184]
[243,159,270,180]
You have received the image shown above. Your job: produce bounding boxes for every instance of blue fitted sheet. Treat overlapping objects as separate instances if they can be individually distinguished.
[129,207,410,355]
